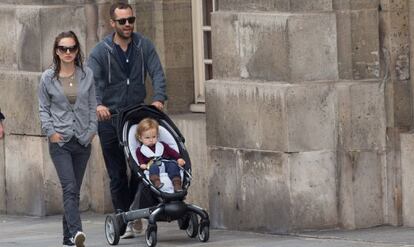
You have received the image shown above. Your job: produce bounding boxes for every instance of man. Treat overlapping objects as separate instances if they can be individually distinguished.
[0,108,4,139]
[88,1,167,238]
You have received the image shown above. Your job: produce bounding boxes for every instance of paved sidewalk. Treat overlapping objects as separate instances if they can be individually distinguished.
[2,213,414,247]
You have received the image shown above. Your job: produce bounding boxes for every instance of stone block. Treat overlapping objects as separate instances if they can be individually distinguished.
[393,81,412,129]
[0,71,42,136]
[218,0,332,11]
[401,133,414,226]
[16,7,42,72]
[337,151,384,229]
[164,68,194,114]
[0,6,18,70]
[208,147,240,229]
[211,12,240,79]
[336,9,380,80]
[212,12,338,82]
[336,81,386,151]
[286,83,337,152]
[5,135,46,216]
[0,139,5,214]
[384,127,402,226]
[208,147,292,232]
[290,0,332,11]
[238,149,291,233]
[288,13,338,82]
[217,0,290,12]
[206,80,288,151]
[237,13,290,81]
[333,0,379,10]
[171,114,209,210]
[5,135,91,216]
[380,0,407,11]
[289,151,338,229]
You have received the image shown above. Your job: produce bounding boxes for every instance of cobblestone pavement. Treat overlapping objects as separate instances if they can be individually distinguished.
[2,213,414,247]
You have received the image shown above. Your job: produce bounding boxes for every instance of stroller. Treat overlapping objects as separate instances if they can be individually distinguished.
[104,105,210,247]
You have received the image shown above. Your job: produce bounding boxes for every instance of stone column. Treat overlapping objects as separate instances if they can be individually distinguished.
[207,0,388,232]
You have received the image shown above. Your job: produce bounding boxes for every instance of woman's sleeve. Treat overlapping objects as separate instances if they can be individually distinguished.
[88,73,98,134]
[38,74,56,137]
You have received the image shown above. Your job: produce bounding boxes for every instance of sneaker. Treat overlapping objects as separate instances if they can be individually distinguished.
[120,222,135,239]
[71,231,86,247]
[63,238,75,246]
[132,219,143,234]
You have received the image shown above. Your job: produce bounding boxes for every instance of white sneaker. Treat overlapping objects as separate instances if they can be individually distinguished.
[120,222,135,239]
[72,231,85,247]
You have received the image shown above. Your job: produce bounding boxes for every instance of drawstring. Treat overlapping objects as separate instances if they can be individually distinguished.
[108,52,111,84]
[141,47,145,84]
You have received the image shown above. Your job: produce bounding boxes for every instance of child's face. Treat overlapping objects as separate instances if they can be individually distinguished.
[139,128,158,146]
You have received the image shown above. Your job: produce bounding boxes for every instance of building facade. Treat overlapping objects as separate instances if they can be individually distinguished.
[1,0,414,233]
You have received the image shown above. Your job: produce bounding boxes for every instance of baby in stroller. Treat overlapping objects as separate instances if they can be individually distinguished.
[104,105,209,247]
[135,118,185,191]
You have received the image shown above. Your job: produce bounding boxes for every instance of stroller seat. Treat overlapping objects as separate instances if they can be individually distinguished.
[128,124,183,193]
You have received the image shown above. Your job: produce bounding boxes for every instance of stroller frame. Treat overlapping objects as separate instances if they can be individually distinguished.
[104,105,210,247]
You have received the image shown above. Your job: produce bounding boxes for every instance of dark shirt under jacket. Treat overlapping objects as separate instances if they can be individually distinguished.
[0,110,4,121]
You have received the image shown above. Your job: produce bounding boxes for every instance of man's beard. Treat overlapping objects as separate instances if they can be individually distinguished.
[116,26,133,40]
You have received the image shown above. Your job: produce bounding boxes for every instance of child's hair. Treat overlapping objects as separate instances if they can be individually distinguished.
[136,118,159,141]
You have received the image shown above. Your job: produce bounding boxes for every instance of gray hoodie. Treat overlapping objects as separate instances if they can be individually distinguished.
[88,32,167,112]
[38,66,97,146]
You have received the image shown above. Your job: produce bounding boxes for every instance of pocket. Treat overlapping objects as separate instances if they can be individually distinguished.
[48,142,60,154]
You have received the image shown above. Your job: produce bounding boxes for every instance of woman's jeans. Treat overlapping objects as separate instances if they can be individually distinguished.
[49,137,91,242]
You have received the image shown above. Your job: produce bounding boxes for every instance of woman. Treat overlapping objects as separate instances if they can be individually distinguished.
[38,31,97,247]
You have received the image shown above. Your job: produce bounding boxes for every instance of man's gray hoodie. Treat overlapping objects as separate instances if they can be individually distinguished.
[88,32,167,112]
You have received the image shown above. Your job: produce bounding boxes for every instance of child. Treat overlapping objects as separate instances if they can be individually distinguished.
[135,118,185,192]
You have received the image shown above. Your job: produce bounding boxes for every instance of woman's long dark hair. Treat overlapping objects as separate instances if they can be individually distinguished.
[52,31,84,79]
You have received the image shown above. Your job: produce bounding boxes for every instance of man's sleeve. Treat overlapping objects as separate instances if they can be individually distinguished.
[145,40,168,103]
[0,110,4,121]
[87,52,105,106]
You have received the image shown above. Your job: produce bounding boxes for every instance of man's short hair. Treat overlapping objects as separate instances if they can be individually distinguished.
[109,1,133,20]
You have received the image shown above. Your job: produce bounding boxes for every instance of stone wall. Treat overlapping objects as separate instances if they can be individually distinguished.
[205,0,413,232]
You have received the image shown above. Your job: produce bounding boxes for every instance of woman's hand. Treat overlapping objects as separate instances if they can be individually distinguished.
[177,158,186,167]
[49,133,63,143]
[140,164,148,170]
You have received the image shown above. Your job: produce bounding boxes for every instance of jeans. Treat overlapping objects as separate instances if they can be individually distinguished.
[149,160,181,180]
[49,137,91,242]
[98,120,137,212]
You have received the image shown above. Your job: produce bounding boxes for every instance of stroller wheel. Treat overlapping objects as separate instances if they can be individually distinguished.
[145,228,157,247]
[177,214,190,230]
[198,224,210,242]
[105,214,120,245]
[185,213,199,238]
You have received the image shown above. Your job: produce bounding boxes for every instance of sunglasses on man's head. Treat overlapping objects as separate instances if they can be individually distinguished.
[114,16,136,25]
[57,45,78,54]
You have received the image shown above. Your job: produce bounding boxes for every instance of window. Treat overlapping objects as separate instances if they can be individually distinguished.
[191,0,217,112]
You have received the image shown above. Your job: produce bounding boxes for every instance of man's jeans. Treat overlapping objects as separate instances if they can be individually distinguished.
[98,120,137,212]
[49,137,91,241]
